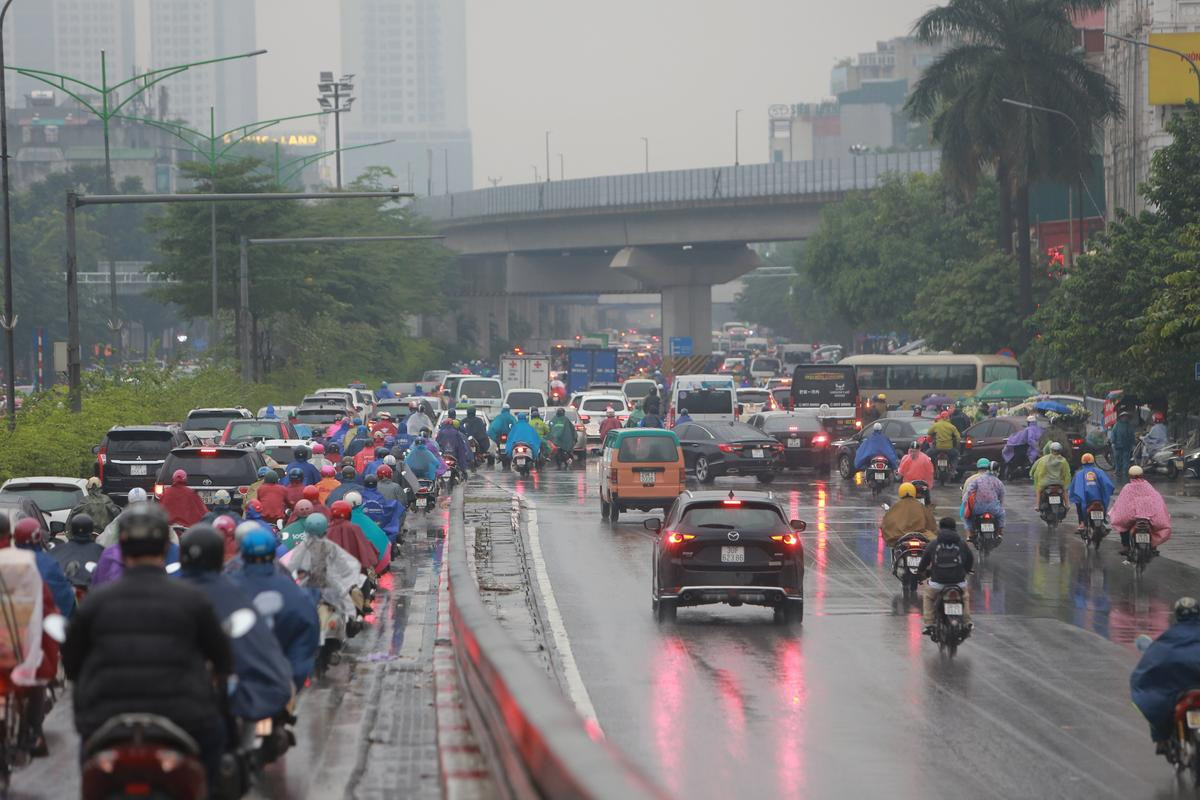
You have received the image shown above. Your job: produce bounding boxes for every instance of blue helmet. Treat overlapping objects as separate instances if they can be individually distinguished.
[304,513,328,538]
[257,466,272,479]
[241,528,277,560]
[288,467,304,481]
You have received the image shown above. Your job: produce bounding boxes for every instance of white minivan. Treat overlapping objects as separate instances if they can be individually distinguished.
[669,374,737,423]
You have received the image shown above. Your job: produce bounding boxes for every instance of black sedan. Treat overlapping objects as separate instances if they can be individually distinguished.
[745,411,832,471]
[833,417,933,479]
[675,421,783,483]
[648,489,806,624]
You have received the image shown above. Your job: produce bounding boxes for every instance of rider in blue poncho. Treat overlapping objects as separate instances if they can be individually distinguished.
[406,438,441,481]
[488,405,516,446]
[1131,597,1200,748]
[1068,453,1116,529]
[854,423,899,471]
[505,412,542,459]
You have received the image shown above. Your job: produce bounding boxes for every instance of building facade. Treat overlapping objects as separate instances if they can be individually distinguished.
[340,0,472,191]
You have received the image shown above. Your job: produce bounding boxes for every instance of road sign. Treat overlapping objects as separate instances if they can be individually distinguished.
[669,337,693,357]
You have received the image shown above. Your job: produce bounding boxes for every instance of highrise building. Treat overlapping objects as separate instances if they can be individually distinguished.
[149,0,257,132]
[4,0,136,106]
[340,0,472,191]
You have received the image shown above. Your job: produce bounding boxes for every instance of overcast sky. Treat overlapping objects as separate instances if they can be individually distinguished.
[257,0,939,188]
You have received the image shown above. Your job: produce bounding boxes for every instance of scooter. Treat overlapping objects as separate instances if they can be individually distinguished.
[1081,500,1108,549]
[80,714,208,800]
[867,456,892,500]
[441,455,459,492]
[413,479,438,514]
[970,512,1002,558]
[933,450,955,486]
[890,533,927,594]
[1125,517,1157,576]
[1039,484,1069,529]
[1133,438,1186,479]
[1151,683,1200,786]
[911,480,931,506]
[512,443,534,476]
[931,585,970,657]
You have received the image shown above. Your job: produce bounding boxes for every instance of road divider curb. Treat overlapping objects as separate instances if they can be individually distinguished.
[446,487,668,799]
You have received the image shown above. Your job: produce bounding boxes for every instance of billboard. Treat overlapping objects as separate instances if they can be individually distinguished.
[1148,33,1200,105]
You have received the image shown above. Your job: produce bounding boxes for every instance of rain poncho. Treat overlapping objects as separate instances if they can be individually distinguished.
[898,451,933,486]
[68,485,122,530]
[1131,620,1200,741]
[48,534,104,588]
[284,458,321,486]
[160,476,207,527]
[1109,417,1135,451]
[599,416,623,439]
[462,412,488,448]
[281,536,362,620]
[90,541,180,588]
[324,418,351,445]
[406,412,434,437]
[406,443,440,481]
[180,570,292,721]
[854,431,898,470]
[256,482,289,522]
[1002,424,1043,464]
[326,478,362,506]
[316,477,341,504]
[230,560,320,689]
[487,410,516,444]
[370,419,398,438]
[357,489,402,546]
[961,473,1006,527]
[345,427,374,459]
[350,507,392,565]
[436,423,473,467]
[506,416,542,459]
[326,518,378,571]
[0,547,48,687]
[881,498,936,545]
[529,415,550,440]
[547,414,576,454]
[1143,423,1169,458]
[18,542,76,619]
[673,413,692,427]
[926,419,961,452]
[1069,465,1116,511]
[1110,479,1172,546]
[1031,448,1072,495]
[376,382,396,400]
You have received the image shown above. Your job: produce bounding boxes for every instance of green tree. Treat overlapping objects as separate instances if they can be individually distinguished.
[906,0,1121,320]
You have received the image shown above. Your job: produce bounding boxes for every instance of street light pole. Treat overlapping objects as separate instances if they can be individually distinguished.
[0,0,16,428]
[317,72,355,189]
[734,109,742,166]
[641,137,649,173]
[333,83,341,188]
[545,131,551,182]
[1104,32,1200,102]
[558,153,564,181]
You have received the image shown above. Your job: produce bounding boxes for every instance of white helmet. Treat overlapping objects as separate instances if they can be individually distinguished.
[345,490,364,508]
[873,422,883,432]
[127,487,149,504]
[384,455,397,467]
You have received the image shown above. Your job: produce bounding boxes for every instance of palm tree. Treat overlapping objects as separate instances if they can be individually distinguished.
[906,0,1121,320]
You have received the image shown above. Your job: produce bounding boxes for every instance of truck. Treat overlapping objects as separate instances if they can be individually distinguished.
[499,354,551,395]
[566,348,618,394]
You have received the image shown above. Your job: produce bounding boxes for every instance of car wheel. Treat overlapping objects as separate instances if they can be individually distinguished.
[609,496,620,523]
[695,457,714,484]
[600,493,610,520]
[655,597,677,623]
[774,599,803,625]
[756,473,776,484]
[838,454,853,480]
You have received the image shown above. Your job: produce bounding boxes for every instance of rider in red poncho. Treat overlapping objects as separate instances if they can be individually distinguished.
[326,501,380,571]
[159,470,207,527]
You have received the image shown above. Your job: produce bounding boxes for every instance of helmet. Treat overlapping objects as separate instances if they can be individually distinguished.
[341,465,357,481]
[556,408,565,417]
[241,528,277,561]
[352,417,362,426]
[1153,411,1165,423]
[1129,465,1144,478]
[117,504,170,558]
[1176,597,1200,622]
[263,470,278,484]
[302,485,320,501]
[976,458,990,469]
[288,468,304,482]
[213,489,231,505]
[304,513,328,538]
[321,464,336,478]
[14,518,42,547]
[377,465,393,480]
[1049,442,1063,453]
[447,408,457,419]
[909,441,919,450]
[1081,453,1095,464]
[212,515,236,538]
[872,422,883,432]
[384,455,397,467]
[363,474,379,489]
[680,408,689,416]
[408,400,418,411]
[293,499,314,518]
[502,404,510,411]
[875,393,887,401]
[898,482,916,499]
[180,524,224,572]
[345,491,363,508]
[69,513,95,539]
[530,408,540,418]
[375,447,388,459]
[312,443,325,455]
[340,456,355,467]
[331,500,352,520]
[247,499,263,515]
[293,446,309,461]
[257,466,272,479]
[234,520,260,545]
[86,476,102,491]
[128,487,149,504]
[172,469,188,484]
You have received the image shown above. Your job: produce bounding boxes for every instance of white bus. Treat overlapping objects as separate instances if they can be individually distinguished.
[838,354,1020,407]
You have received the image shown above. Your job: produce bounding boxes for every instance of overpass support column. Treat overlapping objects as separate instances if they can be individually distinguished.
[610,244,762,356]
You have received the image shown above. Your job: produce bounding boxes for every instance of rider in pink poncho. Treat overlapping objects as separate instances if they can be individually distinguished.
[1109,466,1172,551]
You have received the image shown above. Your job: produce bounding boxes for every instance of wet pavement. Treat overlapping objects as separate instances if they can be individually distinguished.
[478,464,1200,799]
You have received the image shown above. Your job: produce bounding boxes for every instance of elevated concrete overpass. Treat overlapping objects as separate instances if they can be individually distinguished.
[414,151,941,356]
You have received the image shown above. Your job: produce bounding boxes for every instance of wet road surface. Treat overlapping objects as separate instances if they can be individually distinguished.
[483,464,1200,799]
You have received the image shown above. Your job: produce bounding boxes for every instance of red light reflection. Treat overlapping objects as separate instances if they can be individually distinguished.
[774,638,806,799]
[653,636,688,793]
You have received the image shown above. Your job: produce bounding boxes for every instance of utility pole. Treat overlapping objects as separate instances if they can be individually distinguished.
[1,0,18,428]
[734,109,742,166]
[641,137,649,173]
[545,130,551,182]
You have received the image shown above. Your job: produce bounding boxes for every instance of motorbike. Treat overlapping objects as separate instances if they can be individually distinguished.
[1039,484,1069,529]
[498,434,510,470]
[1133,438,1186,479]
[1184,446,1200,479]
[970,512,1002,557]
[512,443,534,477]
[441,454,459,492]
[1126,517,1156,576]
[890,533,927,594]
[468,435,490,469]
[866,456,892,499]
[550,441,573,469]
[1157,688,1200,786]
[80,714,208,800]
[931,585,970,656]
[911,479,931,507]
[1081,500,1108,549]
[413,479,438,514]
[313,600,347,680]
[933,450,955,486]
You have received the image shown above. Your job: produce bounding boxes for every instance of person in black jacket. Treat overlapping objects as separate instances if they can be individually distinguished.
[917,517,974,635]
[62,504,232,786]
[641,386,661,417]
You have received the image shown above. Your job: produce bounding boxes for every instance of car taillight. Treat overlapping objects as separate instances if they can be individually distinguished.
[580,414,590,422]
[722,498,742,506]
[964,437,973,449]
[770,533,799,546]
[97,446,107,481]
[153,484,164,496]
[718,443,736,453]
[665,532,695,545]
[609,469,618,483]
[678,468,686,483]
[854,419,863,430]
[200,448,218,455]
[1070,438,1084,447]
[812,433,829,447]
[575,424,585,431]
[237,486,249,495]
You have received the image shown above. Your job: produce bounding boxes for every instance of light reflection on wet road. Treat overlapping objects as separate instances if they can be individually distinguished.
[489,463,1197,799]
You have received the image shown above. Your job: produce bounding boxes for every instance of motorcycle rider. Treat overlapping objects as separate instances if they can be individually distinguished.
[598,407,623,439]
[285,446,322,486]
[201,489,240,524]
[316,464,341,504]
[376,380,395,401]
[917,517,974,636]
[281,513,365,631]
[14,518,76,619]
[375,464,410,507]
[1069,453,1116,531]
[488,404,516,448]
[67,477,122,530]
[361,445,390,479]
[231,527,321,692]
[881,482,936,546]
[547,407,577,466]
[961,457,1006,538]
[1130,596,1200,754]
[63,504,233,788]
[898,440,934,486]
[505,412,543,461]
[283,467,309,511]
[255,470,288,524]
[437,416,474,472]
[528,407,550,441]
[406,437,441,482]
[48,513,104,591]
[641,386,661,417]
[861,393,887,425]
[1001,416,1043,479]
[1109,410,1135,481]
[371,411,398,439]
[926,412,962,477]
[1110,465,1172,556]
[949,402,971,434]
[326,465,363,506]
[853,422,899,474]
[159,469,208,528]
[1142,412,1170,463]
[354,478,402,550]
[462,407,490,460]
[405,403,434,437]
[1031,441,1073,511]
[178,525,293,724]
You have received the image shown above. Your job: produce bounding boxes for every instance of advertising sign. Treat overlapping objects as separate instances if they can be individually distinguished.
[1148,33,1200,105]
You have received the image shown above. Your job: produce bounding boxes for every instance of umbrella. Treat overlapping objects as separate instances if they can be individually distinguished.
[1034,400,1071,415]
[921,394,954,407]
[975,379,1038,402]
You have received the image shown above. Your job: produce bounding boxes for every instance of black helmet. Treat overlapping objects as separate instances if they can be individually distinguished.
[447,408,457,419]
[341,465,357,481]
[263,470,278,484]
[293,446,309,461]
[340,456,355,467]
[363,474,379,489]
[117,504,170,558]
[69,513,95,539]
[1176,597,1200,623]
[556,407,565,417]
[375,447,388,459]
[179,524,224,573]
[466,408,477,417]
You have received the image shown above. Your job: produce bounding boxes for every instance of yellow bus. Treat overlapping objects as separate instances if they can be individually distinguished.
[838,354,1020,406]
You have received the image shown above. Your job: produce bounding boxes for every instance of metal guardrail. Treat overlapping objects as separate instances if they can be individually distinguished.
[74,272,176,285]
[446,490,666,800]
[415,150,942,222]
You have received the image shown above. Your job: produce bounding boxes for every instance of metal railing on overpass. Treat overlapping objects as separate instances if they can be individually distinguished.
[415,150,942,222]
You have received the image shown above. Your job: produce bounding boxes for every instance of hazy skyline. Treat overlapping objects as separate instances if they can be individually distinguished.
[253,0,940,188]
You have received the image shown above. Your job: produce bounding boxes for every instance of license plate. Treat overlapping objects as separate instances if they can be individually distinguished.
[419,497,430,508]
[720,546,744,563]
[130,464,148,476]
[1049,495,1061,505]
[937,458,948,468]
[981,523,994,532]
[1135,531,1151,544]
[788,438,801,448]
[1090,510,1104,520]
[1187,710,1200,730]
[640,472,656,486]
[906,555,921,567]
[943,602,964,616]
[199,491,215,504]
[874,472,886,481]
[751,449,764,459]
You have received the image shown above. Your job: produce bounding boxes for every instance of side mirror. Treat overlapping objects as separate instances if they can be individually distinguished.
[91,444,102,455]
[643,518,662,532]
[43,613,67,643]
[790,519,807,532]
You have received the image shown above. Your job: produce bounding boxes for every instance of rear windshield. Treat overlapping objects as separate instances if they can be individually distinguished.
[761,416,819,434]
[791,366,857,408]
[581,397,622,412]
[1,485,81,511]
[782,350,811,365]
[617,436,679,462]
[623,382,654,399]
[738,390,769,403]
[421,371,447,382]
[680,503,785,530]
[225,421,283,440]
[675,386,734,415]
[506,391,545,409]
[163,453,258,484]
[185,412,242,431]
[751,358,780,373]
[264,446,295,464]
[459,379,502,399]
[294,409,341,425]
[106,430,175,457]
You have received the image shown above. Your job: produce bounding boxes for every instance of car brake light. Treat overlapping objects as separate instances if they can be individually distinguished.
[718,443,736,453]
[580,414,590,422]
[153,484,164,496]
[1071,438,1084,447]
[666,532,695,544]
[789,426,798,432]
[855,419,863,429]
[123,783,152,796]
[575,424,585,431]
[812,433,829,447]
[964,437,973,449]
[237,485,249,495]
[770,533,799,546]
[722,498,742,506]
[200,448,218,455]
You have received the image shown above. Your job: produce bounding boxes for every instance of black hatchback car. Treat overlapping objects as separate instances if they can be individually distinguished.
[95,425,191,502]
[675,421,783,483]
[746,411,832,471]
[833,417,932,479]
[648,490,806,624]
[154,446,267,511]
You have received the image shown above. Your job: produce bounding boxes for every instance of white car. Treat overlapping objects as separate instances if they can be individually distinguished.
[574,393,631,442]
[256,439,324,474]
[455,377,505,413]
[504,388,548,412]
[0,477,88,529]
[183,407,252,444]
[315,388,370,416]
[737,387,771,414]
[255,405,297,419]
[621,378,657,410]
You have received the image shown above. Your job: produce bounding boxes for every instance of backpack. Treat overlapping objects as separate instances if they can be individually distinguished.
[933,541,962,571]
